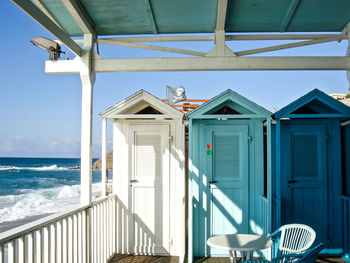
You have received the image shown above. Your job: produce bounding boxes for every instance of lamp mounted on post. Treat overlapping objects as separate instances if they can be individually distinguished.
[30,37,67,61]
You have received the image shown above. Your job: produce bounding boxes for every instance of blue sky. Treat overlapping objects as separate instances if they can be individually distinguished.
[1,1,349,158]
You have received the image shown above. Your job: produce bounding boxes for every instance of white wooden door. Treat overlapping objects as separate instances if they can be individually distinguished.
[129,125,170,255]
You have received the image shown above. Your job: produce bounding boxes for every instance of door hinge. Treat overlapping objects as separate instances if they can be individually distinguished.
[326,135,330,143]
[169,239,173,246]
[248,136,252,143]
[169,135,173,143]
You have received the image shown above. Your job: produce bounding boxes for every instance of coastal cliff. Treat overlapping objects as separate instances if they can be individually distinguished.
[93,151,113,170]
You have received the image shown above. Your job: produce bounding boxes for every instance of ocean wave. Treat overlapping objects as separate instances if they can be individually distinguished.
[0,165,77,171]
[0,183,101,223]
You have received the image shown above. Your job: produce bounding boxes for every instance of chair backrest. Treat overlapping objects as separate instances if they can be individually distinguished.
[269,224,316,255]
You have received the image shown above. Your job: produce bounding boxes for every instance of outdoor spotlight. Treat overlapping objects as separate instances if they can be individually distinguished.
[30,37,62,61]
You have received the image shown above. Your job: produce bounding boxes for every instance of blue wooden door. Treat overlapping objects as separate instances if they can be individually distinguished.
[206,124,249,255]
[282,125,327,243]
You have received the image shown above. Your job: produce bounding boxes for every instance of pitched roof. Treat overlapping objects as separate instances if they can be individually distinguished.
[100,89,183,119]
[273,88,350,119]
[188,89,271,119]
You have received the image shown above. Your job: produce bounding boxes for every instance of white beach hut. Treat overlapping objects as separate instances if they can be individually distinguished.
[100,90,185,261]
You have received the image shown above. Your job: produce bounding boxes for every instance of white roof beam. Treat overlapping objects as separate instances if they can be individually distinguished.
[98,39,206,57]
[209,0,235,57]
[61,0,96,34]
[32,0,63,30]
[342,22,350,35]
[236,35,344,56]
[144,0,158,34]
[45,56,350,73]
[226,34,347,41]
[11,0,83,57]
[216,0,228,31]
[70,34,346,45]
[280,0,301,32]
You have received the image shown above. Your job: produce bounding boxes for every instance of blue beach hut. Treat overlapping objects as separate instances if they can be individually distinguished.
[272,89,350,256]
[187,89,272,260]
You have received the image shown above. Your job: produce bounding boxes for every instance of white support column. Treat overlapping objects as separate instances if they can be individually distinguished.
[80,33,96,206]
[207,0,235,57]
[101,118,107,196]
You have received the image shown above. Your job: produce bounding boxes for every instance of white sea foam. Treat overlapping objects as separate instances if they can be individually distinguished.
[0,165,74,171]
[0,166,16,170]
[0,183,101,223]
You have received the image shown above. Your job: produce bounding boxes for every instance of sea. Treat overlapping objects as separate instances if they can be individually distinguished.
[0,157,104,228]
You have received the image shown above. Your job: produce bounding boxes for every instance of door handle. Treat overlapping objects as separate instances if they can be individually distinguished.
[130,179,139,183]
[208,181,217,184]
[288,180,297,184]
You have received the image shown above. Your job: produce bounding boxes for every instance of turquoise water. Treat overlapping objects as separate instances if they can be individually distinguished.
[0,157,103,223]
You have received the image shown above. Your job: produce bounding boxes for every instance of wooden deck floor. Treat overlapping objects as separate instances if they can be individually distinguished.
[108,255,347,263]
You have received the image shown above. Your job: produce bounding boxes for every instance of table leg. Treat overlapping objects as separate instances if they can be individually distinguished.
[229,250,237,263]
[246,251,251,260]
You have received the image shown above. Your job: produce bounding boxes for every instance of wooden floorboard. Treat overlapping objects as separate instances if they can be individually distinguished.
[109,255,347,263]
[108,254,179,263]
[193,257,347,263]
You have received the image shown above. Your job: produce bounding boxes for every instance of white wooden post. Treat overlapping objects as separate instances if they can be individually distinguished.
[101,118,107,196]
[80,33,96,206]
[266,118,272,260]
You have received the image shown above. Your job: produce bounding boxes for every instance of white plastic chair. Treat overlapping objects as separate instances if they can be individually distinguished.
[268,224,316,256]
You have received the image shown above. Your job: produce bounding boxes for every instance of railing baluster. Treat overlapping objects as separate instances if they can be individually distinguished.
[73,213,78,263]
[18,237,24,263]
[93,205,97,263]
[56,221,61,263]
[63,218,68,263]
[108,199,110,259]
[102,202,105,262]
[113,195,116,253]
[50,224,56,263]
[0,195,117,263]
[68,216,74,263]
[43,227,49,263]
[35,230,41,263]
[0,245,3,263]
[85,209,89,263]
[8,241,15,263]
[98,203,101,263]
[78,212,82,263]
[27,233,34,263]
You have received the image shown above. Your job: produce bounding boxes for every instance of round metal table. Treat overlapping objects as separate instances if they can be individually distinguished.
[207,234,273,263]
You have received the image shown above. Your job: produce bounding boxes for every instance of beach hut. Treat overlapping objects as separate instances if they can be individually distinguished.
[100,90,186,260]
[187,89,272,259]
[273,89,350,255]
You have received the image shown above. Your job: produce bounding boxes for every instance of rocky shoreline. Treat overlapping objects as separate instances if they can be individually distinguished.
[93,151,113,170]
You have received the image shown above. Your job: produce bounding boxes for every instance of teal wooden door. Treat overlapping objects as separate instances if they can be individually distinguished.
[282,125,327,243]
[206,124,249,255]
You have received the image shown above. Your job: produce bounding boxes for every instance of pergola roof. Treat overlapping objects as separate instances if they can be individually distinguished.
[11,0,350,72]
[30,0,350,36]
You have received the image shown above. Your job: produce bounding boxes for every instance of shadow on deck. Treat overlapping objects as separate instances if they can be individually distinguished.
[109,255,347,263]
[108,255,179,263]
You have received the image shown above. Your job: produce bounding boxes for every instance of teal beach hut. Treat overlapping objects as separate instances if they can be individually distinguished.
[187,89,272,260]
[272,89,350,256]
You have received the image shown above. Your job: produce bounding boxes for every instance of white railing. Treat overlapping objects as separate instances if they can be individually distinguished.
[0,194,117,263]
